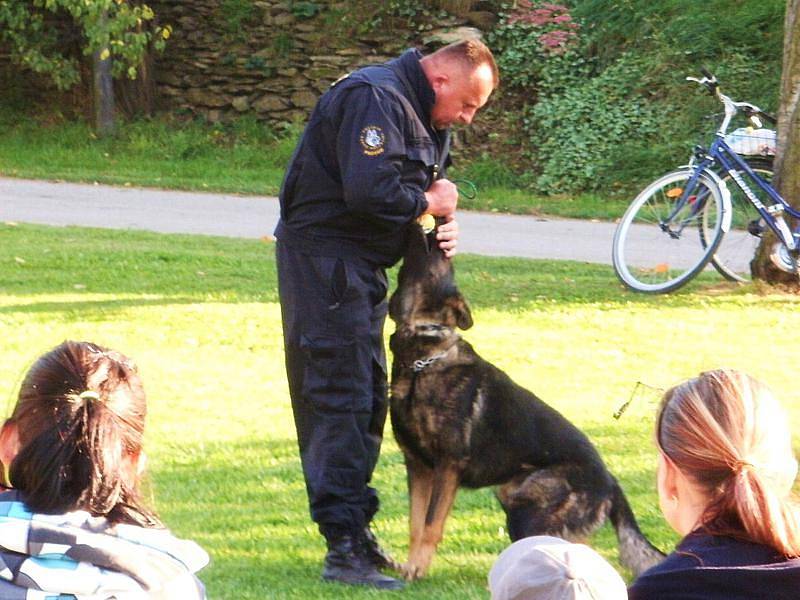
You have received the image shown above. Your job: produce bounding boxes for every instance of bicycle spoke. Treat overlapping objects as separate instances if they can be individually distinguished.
[612,170,725,293]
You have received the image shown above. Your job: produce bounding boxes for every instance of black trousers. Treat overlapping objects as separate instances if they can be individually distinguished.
[276,241,389,536]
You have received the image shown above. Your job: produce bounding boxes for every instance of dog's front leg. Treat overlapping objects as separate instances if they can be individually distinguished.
[402,458,433,580]
[403,463,460,580]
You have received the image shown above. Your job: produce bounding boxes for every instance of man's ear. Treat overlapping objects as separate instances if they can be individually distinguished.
[430,72,449,94]
[0,422,20,470]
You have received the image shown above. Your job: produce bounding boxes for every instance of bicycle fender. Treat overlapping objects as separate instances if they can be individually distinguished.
[701,168,732,233]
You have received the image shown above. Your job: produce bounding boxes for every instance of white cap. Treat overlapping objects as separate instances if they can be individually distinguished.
[488,536,628,600]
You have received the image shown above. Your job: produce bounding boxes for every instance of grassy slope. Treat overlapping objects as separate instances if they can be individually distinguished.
[2,223,799,598]
[0,113,296,196]
[0,110,633,220]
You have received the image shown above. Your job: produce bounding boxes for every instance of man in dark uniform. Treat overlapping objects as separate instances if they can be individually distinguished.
[275,39,497,589]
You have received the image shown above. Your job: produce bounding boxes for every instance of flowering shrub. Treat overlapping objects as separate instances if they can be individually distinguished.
[489,1,580,90]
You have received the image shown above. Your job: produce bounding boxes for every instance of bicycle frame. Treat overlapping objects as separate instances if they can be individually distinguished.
[661,162,730,237]
[704,137,798,250]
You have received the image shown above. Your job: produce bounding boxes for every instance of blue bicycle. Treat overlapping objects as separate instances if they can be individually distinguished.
[612,69,788,294]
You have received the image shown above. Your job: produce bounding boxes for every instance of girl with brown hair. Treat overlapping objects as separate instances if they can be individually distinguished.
[0,340,208,599]
[629,369,800,599]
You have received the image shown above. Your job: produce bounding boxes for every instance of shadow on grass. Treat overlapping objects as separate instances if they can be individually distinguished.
[3,223,782,313]
[0,296,229,315]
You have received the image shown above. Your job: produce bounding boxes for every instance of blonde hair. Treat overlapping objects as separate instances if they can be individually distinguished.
[657,369,800,556]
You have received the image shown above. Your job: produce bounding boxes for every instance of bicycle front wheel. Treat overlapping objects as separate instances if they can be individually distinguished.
[612,169,726,293]
[703,158,774,283]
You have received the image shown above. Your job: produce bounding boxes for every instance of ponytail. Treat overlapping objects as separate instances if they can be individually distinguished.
[7,341,161,528]
[699,459,800,557]
[658,369,800,557]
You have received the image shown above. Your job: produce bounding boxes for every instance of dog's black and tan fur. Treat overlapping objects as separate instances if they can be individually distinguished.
[388,223,663,580]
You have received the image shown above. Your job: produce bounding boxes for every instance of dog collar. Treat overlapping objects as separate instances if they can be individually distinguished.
[412,350,448,372]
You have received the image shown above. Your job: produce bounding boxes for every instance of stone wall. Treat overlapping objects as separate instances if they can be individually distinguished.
[146,0,496,123]
[0,1,497,123]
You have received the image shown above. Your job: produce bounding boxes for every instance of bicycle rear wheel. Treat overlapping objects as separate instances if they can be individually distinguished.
[703,158,774,282]
[612,169,726,293]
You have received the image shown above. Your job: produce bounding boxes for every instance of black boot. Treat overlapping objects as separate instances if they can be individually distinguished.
[322,534,405,590]
[360,527,401,571]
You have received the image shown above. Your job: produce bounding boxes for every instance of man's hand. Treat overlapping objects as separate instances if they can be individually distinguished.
[436,216,458,258]
[424,179,458,218]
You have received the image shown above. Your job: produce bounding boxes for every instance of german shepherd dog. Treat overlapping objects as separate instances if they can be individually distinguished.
[387,223,664,580]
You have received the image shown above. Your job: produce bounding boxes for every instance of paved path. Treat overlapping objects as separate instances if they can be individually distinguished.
[4,177,753,272]
[0,177,618,265]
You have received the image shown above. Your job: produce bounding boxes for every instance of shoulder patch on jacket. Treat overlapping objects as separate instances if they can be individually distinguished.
[359,125,385,156]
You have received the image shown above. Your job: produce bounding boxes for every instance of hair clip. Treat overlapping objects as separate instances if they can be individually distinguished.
[66,390,101,404]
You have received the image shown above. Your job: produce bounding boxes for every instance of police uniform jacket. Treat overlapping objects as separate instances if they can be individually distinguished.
[275,49,451,268]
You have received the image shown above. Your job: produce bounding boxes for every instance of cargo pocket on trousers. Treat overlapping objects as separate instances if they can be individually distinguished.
[300,333,357,412]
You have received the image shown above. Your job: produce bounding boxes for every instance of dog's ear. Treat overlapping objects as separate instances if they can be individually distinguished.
[388,284,406,323]
[447,292,473,330]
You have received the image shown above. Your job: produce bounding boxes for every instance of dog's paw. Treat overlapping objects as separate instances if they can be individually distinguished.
[384,556,403,573]
[400,561,427,581]
[400,560,431,581]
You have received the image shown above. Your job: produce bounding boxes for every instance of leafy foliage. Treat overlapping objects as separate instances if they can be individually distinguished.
[485,0,784,195]
[290,1,323,19]
[530,53,662,193]
[0,0,168,90]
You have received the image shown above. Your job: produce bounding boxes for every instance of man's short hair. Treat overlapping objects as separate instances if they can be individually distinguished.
[433,38,499,88]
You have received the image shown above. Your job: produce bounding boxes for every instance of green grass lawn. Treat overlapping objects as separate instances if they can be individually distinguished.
[1,223,799,599]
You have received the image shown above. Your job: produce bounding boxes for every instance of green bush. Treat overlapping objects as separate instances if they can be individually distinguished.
[482,0,784,196]
[530,53,661,193]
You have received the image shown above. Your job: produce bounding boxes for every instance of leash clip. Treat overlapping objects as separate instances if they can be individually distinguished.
[412,351,447,373]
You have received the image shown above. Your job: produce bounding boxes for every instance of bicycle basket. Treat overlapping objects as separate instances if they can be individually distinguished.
[724,127,777,156]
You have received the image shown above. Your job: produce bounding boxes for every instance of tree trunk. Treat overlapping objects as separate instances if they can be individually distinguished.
[115,50,157,118]
[92,10,115,137]
[93,47,115,136]
[752,0,800,283]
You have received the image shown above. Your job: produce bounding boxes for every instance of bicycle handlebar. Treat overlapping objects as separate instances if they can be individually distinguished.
[743,105,777,125]
[686,68,777,133]
[686,66,718,96]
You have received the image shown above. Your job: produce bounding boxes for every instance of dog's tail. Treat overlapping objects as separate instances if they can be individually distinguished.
[609,479,664,576]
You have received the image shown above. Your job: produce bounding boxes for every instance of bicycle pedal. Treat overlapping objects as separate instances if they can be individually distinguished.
[747,219,765,237]
[769,242,797,273]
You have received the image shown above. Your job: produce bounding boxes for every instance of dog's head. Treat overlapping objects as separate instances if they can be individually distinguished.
[389,221,473,340]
